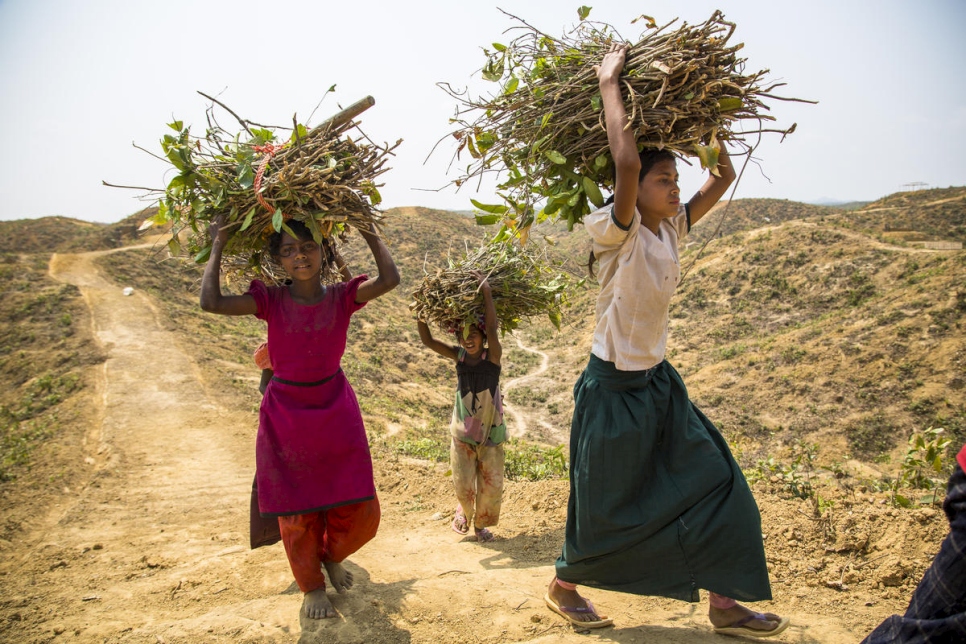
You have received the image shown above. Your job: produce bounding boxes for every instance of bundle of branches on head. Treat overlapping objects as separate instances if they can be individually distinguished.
[133,92,401,285]
[438,7,809,238]
[410,240,569,338]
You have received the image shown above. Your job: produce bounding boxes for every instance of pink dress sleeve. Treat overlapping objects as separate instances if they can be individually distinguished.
[958,442,966,472]
[342,274,370,315]
[246,280,271,321]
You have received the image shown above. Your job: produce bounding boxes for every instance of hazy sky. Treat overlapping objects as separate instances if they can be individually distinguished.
[1,0,963,224]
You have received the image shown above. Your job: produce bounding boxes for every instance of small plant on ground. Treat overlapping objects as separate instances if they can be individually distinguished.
[891,426,952,507]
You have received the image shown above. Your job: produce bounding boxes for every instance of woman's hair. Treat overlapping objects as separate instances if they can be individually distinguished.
[587,148,678,277]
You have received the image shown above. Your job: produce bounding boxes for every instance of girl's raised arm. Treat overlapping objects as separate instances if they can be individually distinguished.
[597,43,641,229]
[417,320,459,361]
[687,142,737,225]
[477,275,501,365]
[354,226,400,303]
[199,216,258,316]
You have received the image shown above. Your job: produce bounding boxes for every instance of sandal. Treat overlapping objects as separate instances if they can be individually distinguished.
[474,526,494,542]
[544,593,613,629]
[713,613,790,638]
[451,506,469,535]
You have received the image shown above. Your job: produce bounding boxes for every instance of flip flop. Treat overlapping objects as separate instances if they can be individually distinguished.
[451,506,469,535]
[713,613,790,638]
[544,593,613,629]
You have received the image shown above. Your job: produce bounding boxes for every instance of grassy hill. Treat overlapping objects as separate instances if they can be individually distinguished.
[1,190,964,491]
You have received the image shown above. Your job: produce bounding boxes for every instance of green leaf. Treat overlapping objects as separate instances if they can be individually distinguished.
[482,55,505,82]
[492,42,507,52]
[304,214,325,244]
[165,147,185,171]
[167,237,182,256]
[548,308,562,329]
[582,176,605,207]
[717,97,743,112]
[577,6,592,20]
[476,131,497,150]
[237,164,254,189]
[544,150,567,165]
[251,127,275,144]
[239,206,257,231]
[540,112,554,129]
[590,94,602,111]
[594,154,609,169]
[693,144,721,176]
[167,120,184,131]
[289,124,309,144]
[272,208,283,232]
[470,199,509,215]
[193,245,211,263]
[504,76,519,95]
[366,185,383,205]
[474,214,502,226]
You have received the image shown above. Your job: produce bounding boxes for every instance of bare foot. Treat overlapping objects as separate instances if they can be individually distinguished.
[546,578,610,625]
[710,603,789,637]
[302,588,337,619]
[323,560,354,593]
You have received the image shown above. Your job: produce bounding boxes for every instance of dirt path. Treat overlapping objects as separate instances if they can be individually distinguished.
[501,335,567,444]
[0,249,883,643]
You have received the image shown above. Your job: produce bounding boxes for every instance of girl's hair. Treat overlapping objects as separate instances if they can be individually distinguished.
[266,219,341,278]
[267,220,314,258]
[587,148,678,277]
[455,317,487,344]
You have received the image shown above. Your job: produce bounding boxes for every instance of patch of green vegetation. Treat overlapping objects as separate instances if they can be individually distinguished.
[717,343,747,360]
[505,440,568,481]
[384,435,569,482]
[845,271,876,306]
[508,386,548,404]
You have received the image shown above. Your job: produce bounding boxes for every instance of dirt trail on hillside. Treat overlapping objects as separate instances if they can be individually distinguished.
[502,336,567,445]
[0,249,895,643]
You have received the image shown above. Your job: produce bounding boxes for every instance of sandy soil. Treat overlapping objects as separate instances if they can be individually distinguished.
[0,248,951,643]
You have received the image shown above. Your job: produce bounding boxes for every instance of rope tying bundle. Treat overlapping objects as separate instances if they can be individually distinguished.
[253,143,287,215]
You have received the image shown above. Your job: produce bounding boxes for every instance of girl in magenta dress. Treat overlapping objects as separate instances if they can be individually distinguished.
[201,216,399,620]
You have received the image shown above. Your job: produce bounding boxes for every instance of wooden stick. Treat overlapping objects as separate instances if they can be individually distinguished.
[310,96,376,135]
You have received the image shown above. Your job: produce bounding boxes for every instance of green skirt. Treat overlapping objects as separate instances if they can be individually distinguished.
[555,355,771,603]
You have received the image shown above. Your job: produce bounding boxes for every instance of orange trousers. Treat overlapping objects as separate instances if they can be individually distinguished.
[278,495,380,593]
